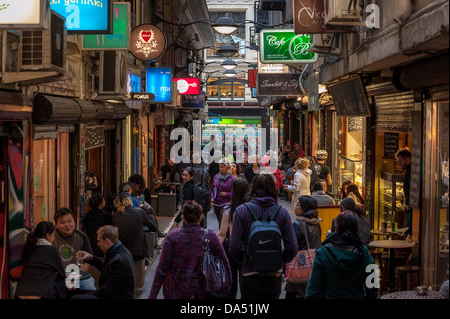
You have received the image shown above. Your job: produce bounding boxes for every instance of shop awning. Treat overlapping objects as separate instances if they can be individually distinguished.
[32,94,131,125]
[0,90,33,120]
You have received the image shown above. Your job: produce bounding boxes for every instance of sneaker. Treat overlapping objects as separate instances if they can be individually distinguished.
[157,232,166,238]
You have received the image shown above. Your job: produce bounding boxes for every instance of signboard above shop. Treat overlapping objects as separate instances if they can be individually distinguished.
[130,24,167,62]
[260,29,318,64]
[50,0,113,34]
[0,0,50,29]
[82,2,129,50]
[146,68,172,103]
[257,73,302,97]
[173,78,200,95]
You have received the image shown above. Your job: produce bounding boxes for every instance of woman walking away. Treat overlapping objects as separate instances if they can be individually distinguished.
[15,221,66,299]
[285,195,321,299]
[306,211,378,299]
[284,157,311,205]
[149,201,231,299]
[229,174,298,299]
[346,183,364,207]
[218,178,250,299]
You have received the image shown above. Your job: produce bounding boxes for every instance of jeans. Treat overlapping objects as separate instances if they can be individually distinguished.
[79,276,96,290]
[240,274,282,299]
[213,205,224,229]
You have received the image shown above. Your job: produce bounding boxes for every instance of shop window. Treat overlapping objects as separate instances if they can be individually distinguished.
[32,139,56,224]
[207,78,246,101]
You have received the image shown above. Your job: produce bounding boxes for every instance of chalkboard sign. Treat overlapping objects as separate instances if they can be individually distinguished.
[329,76,371,117]
[347,117,363,132]
[409,111,422,209]
[384,132,399,157]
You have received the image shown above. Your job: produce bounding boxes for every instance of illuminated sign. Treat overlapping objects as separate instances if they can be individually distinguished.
[146,68,172,103]
[260,29,318,64]
[173,78,200,95]
[129,93,155,101]
[0,0,50,29]
[181,92,205,108]
[50,0,113,34]
[130,24,166,62]
[82,2,129,49]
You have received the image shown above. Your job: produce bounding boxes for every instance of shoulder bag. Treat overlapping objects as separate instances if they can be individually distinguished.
[285,222,316,284]
[200,230,231,298]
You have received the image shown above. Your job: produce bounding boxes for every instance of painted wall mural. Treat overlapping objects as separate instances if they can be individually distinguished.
[7,124,32,297]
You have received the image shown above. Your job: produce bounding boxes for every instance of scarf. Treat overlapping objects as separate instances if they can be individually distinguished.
[218,172,231,185]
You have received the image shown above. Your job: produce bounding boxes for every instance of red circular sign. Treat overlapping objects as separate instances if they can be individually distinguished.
[130,24,167,61]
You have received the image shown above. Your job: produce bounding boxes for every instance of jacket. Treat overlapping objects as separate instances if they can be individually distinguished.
[292,210,322,250]
[112,206,157,259]
[149,224,231,299]
[88,241,135,299]
[229,196,298,275]
[210,173,235,206]
[306,232,378,299]
[14,244,65,299]
[82,208,112,257]
[287,169,311,205]
[174,180,196,224]
[311,191,336,206]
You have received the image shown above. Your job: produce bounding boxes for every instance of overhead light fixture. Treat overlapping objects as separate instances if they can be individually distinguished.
[224,69,237,77]
[217,44,238,58]
[212,16,238,34]
[221,59,237,70]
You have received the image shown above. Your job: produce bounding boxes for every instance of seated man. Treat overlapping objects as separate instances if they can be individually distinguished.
[156,158,182,193]
[53,207,96,290]
[72,225,135,299]
[311,180,336,206]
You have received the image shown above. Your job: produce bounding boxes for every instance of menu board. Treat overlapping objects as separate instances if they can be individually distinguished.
[384,132,399,157]
[347,117,363,132]
[409,111,422,209]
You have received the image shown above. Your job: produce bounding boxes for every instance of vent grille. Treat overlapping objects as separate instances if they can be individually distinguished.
[21,31,43,67]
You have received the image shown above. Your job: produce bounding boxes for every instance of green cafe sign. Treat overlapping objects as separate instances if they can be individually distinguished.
[260,29,318,64]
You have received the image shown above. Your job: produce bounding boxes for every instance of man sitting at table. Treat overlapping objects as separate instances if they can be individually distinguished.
[53,207,96,290]
[156,157,182,193]
[72,225,135,299]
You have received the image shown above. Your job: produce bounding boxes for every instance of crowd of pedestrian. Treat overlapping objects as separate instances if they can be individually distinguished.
[12,142,446,300]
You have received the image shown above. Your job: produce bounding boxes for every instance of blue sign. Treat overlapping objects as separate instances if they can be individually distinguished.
[181,92,205,108]
[50,0,113,34]
[146,68,172,103]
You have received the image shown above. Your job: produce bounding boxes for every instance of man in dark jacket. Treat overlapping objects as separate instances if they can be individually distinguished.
[73,225,135,299]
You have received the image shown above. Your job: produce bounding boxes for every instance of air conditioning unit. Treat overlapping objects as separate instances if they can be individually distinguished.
[324,0,362,26]
[99,51,128,96]
[18,10,67,73]
[310,33,341,56]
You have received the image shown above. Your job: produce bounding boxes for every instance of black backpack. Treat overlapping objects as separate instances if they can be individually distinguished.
[244,202,283,273]
[193,183,211,215]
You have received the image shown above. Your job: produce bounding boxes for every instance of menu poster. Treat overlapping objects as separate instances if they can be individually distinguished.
[384,132,399,157]
[409,111,422,209]
[348,117,363,132]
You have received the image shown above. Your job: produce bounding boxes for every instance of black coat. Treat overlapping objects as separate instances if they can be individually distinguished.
[88,242,135,299]
[112,206,157,259]
[82,208,112,257]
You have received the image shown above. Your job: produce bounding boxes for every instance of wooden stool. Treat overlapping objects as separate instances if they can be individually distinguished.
[397,265,422,291]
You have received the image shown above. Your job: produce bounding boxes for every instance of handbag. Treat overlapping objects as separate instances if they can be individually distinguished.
[285,222,316,284]
[200,230,231,298]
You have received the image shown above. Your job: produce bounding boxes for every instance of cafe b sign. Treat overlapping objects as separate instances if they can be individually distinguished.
[130,24,166,62]
[260,29,318,64]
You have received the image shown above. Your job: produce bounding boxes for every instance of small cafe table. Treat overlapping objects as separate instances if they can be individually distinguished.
[369,240,416,294]
[381,290,439,299]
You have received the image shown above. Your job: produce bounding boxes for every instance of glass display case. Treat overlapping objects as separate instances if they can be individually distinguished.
[339,156,363,193]
[379,171,405,227]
